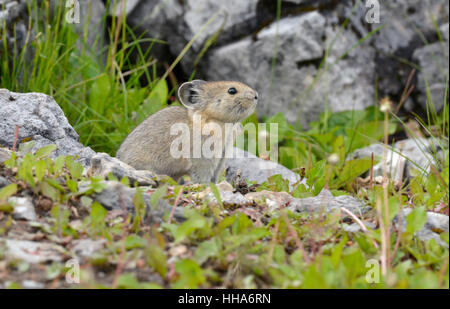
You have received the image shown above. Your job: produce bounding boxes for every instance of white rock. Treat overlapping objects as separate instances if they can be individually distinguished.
[88,152,157,187]
[0,89,95,167]
[3,239,64,264]
[71,239,106,259]
[22,280,45,289]
[226,147,304,189]
[9,196,37,221]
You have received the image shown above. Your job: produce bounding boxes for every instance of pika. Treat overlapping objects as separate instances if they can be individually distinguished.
[116,80,258,183]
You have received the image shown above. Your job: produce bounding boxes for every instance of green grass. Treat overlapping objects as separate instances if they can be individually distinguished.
[0,142,448,288]
[0,0,448,289]
[1,0,170,153]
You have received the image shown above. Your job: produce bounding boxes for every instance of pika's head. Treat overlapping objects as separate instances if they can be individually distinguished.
[178,80,258,123]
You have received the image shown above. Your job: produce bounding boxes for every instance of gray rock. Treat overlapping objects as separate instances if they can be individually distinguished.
[415,228,447,246]
[342,0,448,55]
[70,239,106,259]
[425,212,449,233]
[9,196,37,221]
[21,280,45,289]
[0,147,12,164]
[282,0,305,4]
[288,189,368,215]
[122,0,182,68]
[205,12,374,126]
[351,143,407,182]
[395,138,441,178]
[109,0,140,16]
[205,12,326,125]
[350,138,443,180]
[0,89,95,167]
[75,0,106,57]
[45,0,106,56]
[395,209,449,247]
[413,41,449,112]
[88,181,185,224]
[343,221,377,233]
[0,176,10,188]
[343,223,364,233]
[402,208,449,233]
[245,190,294,212]
[206,191,250,206]
[336,0,449,110]
[0,0,30,61]
[226,147,302,188]
[2,238,64,263]
[170,0,260,72]
[440,23,449,42]
[88,152,158,187]
[307,24,375,123]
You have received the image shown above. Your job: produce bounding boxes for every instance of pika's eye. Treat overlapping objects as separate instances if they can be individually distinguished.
[228,87,237,95]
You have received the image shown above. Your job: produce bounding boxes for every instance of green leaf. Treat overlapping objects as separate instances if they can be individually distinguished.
[66,156,83,180]
[88,74,111,115]
[132,188,146,231]
[258,174,290,192]
[138,80,168,122]
[35,145,57,159]
[175,211,208,243]
[150,184,168,210]
[40,180,60,201]
[53,155,66,175]
[45,178,66,192]
[331,235,348,267]
[291,183,309,198]
[406,207,427,234]
[307,160,326,188]
[385,196,401,223]
[345,121,396,152]
[440,232,449,245]
[90,202,107,234]
[333,159,372,188]
[0,184,18,201]
[209,182,223,208]
[34,160,47,183]
[194,238,221,265]
[80,196,93,208]
[116,273,140,289]
[46,262,63,280]
[145,243,168,278]
[18,141,35,154]
[273,244,286,264]
[173,259,205,289]
[124,235,146,250]
[66,179,78,193]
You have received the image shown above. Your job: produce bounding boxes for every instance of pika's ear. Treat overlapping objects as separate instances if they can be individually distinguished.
[178,80,206,109]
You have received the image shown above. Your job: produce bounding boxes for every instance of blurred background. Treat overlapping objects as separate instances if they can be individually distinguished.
[0,0,448,164]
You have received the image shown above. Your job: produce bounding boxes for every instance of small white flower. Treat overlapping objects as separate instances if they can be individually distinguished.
[380,97,393,113]
[327,153,340,165]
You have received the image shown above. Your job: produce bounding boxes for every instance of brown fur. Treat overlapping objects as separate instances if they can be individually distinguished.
[116,80,258,183]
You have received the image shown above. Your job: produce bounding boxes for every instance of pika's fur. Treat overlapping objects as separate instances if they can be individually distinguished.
[116,80,258,183]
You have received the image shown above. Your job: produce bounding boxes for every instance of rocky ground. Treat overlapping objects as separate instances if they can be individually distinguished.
[0,89,448,288]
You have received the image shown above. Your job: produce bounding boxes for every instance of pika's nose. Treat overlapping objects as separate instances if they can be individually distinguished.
[254,91,259,101]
